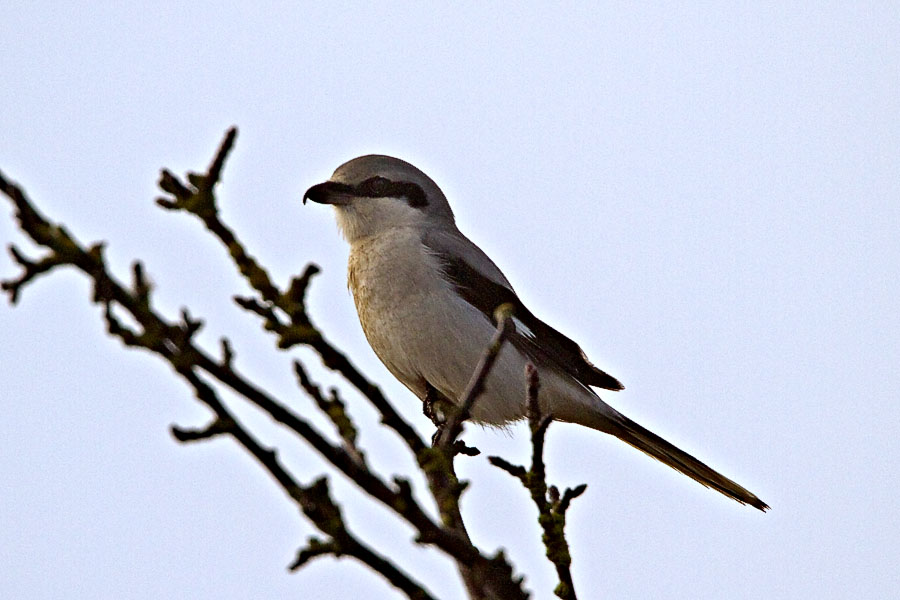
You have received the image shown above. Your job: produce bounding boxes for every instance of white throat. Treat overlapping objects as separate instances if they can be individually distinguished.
[334,196,430,243]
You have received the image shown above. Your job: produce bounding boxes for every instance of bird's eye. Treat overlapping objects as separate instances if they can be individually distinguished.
[360,176,391,196]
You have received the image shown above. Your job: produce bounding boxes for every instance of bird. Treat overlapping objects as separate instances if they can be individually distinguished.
[303,155,769,511]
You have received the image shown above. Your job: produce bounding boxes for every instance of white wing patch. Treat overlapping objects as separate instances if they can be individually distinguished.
[512,316,535,339]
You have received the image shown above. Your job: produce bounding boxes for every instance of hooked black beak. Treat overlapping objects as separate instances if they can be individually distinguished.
[303,181,353,206]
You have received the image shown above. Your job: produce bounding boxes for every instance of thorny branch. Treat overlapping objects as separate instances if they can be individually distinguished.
[1,128,585,599]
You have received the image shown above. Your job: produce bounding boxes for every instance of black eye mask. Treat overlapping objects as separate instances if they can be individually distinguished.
[357,177,428,208]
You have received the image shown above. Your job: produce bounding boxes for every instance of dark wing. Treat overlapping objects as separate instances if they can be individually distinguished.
[428,240,624,391]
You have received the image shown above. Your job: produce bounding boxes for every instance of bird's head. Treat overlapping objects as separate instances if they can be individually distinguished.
[303,155,455,242]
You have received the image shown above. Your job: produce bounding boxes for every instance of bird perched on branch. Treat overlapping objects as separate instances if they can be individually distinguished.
[304,155,768,511]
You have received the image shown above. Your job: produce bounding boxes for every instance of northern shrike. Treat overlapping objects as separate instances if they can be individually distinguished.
[304,155,768,511]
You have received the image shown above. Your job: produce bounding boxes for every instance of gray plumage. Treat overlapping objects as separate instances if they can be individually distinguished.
[304,155,768,511]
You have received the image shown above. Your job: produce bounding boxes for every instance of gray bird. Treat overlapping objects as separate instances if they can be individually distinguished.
[304,155,768,511]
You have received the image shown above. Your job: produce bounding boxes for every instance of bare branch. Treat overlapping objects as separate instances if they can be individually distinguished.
[219,337,235,371]
[486,456,527,479]
[294,360,361,458]
[2,132,543,600]
[171,417,234,442]
[174,367,436,600]
[289,536,339,570]
[488,365,586,600]
[1,245,67,304]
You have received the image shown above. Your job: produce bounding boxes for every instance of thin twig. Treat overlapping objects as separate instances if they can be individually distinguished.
[294,360,363,462]
[488,365,586,600]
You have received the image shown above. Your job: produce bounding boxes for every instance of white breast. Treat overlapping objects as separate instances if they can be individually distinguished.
[348,228,448,396]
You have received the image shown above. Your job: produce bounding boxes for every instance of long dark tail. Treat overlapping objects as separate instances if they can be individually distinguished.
[605,413,769,511]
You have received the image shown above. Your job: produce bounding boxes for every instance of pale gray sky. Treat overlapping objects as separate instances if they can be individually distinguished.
[2,3,899,598]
